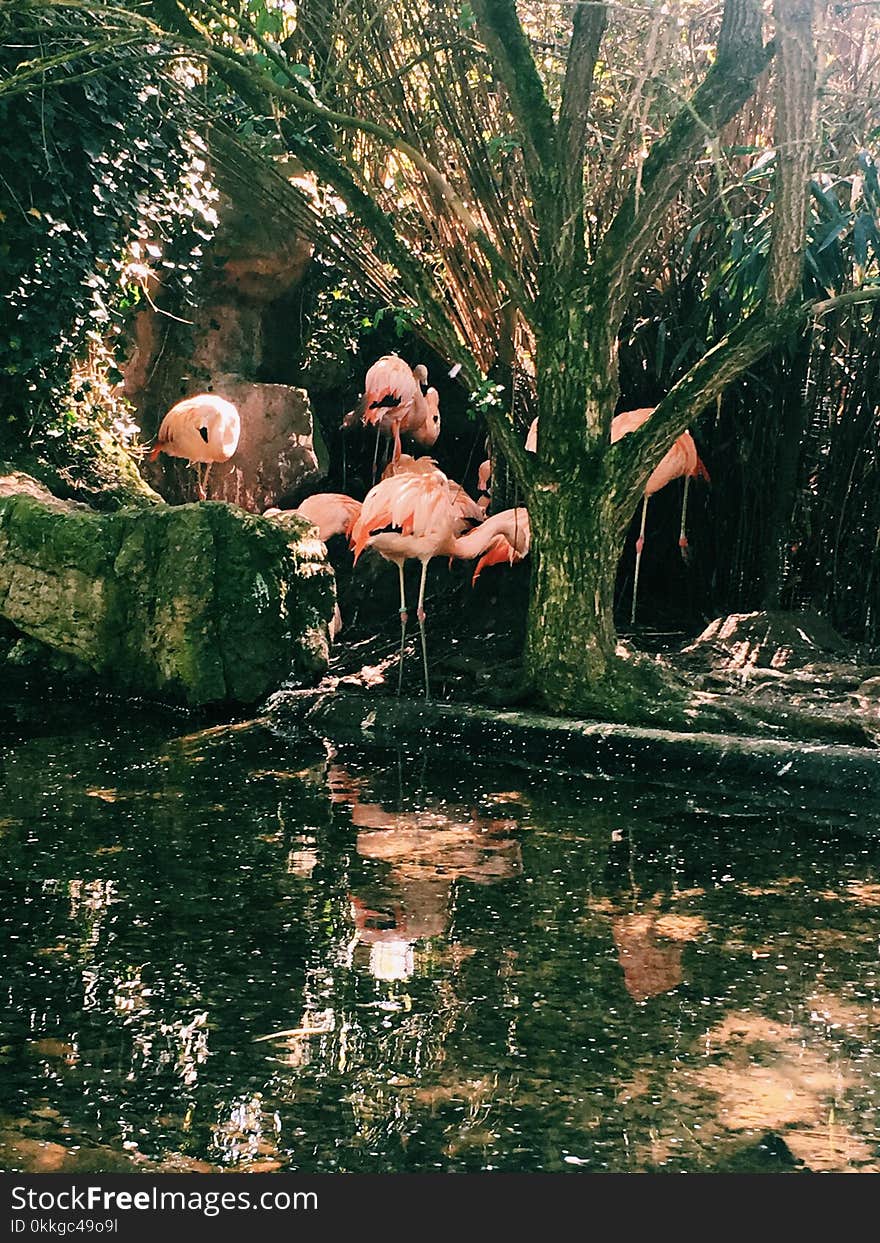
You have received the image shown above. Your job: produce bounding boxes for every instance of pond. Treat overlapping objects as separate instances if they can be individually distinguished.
[2,694,880,1174]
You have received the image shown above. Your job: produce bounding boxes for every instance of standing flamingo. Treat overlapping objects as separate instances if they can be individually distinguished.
[344,356,441,474]
[382,454,485,534]
[524,410,708,623]
[149,393,241,500]
[349,457,530,698]
[610,408,710,624]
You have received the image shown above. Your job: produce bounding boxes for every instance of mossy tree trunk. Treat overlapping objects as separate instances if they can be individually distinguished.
[524,482,621,710]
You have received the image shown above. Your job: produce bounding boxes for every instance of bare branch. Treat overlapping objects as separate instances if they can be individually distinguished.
[558,3,607,184]
[470,0,558,221]
[811,287,880,317]
[589,0,770,336]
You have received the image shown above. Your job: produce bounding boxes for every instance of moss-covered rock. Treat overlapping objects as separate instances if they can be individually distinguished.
[0,473,334,706]
[1,422,162,512]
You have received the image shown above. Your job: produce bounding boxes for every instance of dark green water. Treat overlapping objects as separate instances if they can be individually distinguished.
[2,696,880,1174]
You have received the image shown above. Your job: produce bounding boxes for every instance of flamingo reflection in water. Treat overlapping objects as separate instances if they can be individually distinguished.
[328,765,521,981]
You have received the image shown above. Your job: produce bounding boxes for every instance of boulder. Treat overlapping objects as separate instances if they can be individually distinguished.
[209,199,313,304]
[148,378,326,512]
[682,610,848,673]
[0,473,335,707]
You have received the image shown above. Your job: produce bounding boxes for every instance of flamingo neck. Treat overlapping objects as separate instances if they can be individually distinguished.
[449,510,526,560]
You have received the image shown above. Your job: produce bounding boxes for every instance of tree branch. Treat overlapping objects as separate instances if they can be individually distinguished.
[558,3,607,196]
[610,307,801,520]
[811,286,880,318]
[470,0,558,234]
[589,0,769,336]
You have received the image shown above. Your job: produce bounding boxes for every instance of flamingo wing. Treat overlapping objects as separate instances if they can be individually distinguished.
[362,356,419,427]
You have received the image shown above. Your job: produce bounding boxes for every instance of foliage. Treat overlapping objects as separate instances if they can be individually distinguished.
[0,6,218,447]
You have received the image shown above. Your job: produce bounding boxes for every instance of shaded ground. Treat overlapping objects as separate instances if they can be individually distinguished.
[322,541,880,748]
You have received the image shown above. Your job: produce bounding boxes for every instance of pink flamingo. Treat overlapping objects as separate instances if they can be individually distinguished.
[264,493,362,640]
[345,355,441,474]
[382,454,485,534]
[289,492,363,543]
[349,457,529,697]
[524,410,709,623]
[149,393,240,500]
[611,408,710,624]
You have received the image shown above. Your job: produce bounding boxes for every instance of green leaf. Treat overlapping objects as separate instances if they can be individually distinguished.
[853,212,873,268]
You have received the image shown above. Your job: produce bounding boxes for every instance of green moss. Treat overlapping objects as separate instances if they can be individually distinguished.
[1,420,162,513]
[537,648,690,728]
[4,494,120,578]
[0,480,335,707]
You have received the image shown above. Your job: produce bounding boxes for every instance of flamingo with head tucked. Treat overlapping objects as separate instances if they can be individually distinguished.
[524,410,708,623]
[610,408,710,624]
[291,492,363,543]
[149,393,241,500]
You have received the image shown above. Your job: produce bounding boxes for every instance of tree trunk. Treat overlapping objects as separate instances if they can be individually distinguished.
[524,485,621,712]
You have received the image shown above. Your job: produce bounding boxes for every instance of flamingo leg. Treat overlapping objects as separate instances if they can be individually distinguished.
[371,423,382,483]
[396,560,408,697]
[392,420,403,463]
[195,463,207,502]
[630,494,649,626]
[416,558,430,701]
[678,474,692,563]
[202,461,213,500]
